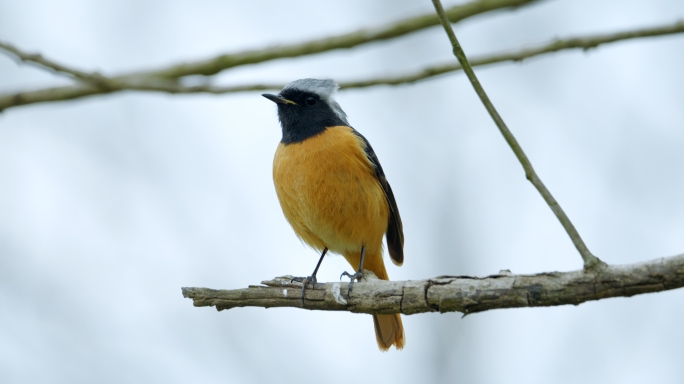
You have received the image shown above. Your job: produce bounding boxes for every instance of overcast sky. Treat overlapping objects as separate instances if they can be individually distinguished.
[1,1,683,383]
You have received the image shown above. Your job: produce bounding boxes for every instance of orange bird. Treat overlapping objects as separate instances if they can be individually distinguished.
[263,78,405,351]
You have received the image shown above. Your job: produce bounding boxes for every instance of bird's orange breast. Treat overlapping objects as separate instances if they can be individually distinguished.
[273,126,389,255]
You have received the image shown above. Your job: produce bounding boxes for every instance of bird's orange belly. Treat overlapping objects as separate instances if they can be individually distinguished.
[273,126,388,255]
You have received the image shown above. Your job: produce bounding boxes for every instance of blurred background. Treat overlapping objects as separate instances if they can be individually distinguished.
[1,0,683,383]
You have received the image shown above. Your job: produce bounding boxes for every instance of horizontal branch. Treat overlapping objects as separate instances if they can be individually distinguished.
[1,20,682,111]
[182,254,684,315]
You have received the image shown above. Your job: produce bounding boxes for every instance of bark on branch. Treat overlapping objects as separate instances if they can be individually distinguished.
[182,254,684,316]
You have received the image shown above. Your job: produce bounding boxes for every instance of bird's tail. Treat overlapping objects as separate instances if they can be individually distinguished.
[343,249,405,351]
[373,312,405,351]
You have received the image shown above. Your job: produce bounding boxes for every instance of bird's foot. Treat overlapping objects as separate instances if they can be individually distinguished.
[291,275,318,305]
[340,270,365,298]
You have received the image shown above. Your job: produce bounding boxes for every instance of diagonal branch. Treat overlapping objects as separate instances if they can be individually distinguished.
[182,254,684,315]
[1,19,682,112]
[432,0,604,269]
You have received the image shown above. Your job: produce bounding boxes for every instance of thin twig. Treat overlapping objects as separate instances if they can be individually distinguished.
[182,254,684,315]
[431,0,605,269]
[142,0,541,78]
[0,0,537,81]
[0,41,121,90]
[7,19,683,91]
[0,0,539,111]
[2,20,683,112]
[340,20,684,88]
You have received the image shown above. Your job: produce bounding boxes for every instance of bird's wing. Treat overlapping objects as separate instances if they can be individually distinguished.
[352,128,404,266]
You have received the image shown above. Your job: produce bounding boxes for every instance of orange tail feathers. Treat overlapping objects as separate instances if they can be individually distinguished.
[343,249,405,351]
[374,313,405,351]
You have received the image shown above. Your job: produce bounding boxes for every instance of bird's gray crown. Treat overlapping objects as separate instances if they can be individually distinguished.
[282,78,349,125]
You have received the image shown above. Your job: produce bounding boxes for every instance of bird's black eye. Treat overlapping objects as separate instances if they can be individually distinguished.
[305,96,317,106]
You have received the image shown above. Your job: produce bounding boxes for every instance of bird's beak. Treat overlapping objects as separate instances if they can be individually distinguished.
[262,93,297,105]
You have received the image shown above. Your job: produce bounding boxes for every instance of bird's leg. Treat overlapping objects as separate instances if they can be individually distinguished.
[291,247,327,305]
[340,245,366,298]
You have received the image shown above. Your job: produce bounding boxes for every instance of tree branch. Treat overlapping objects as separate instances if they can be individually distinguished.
[340,20,684,89]
[1,20,682,112]
[143,0,542,79]
[0,41,122,89]
[432,0,605,269]
[182,254,684,315]
[0,0,539,111]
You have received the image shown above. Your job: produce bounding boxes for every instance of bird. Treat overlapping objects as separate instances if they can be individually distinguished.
[263,78,405,351]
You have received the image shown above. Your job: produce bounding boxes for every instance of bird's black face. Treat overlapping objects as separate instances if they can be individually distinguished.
[262,89,347,144]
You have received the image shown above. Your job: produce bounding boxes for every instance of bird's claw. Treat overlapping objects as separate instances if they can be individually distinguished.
[292,275,318,305]
[340,270,365,298]
[340,270,364,282]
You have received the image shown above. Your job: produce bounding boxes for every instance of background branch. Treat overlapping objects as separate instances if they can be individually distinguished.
[1,20,682,112]
[182,254,684,315]
[0,41,121,89]
[0,0,538,110]
[340,20,684,88]
[144,0,541,78]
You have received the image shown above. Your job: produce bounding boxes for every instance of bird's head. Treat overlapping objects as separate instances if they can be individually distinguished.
[262,78,349,144]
